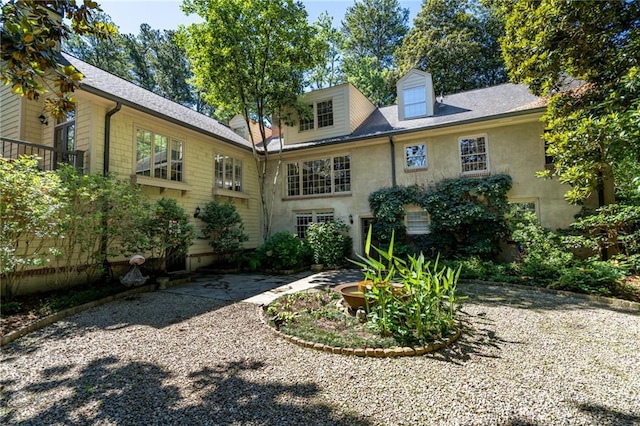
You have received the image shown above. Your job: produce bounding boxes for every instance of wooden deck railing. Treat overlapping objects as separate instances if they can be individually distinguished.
[0,137,85,171]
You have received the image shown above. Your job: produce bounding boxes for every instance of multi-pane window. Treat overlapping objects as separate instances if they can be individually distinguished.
[403,86,427,118]
[459,135,488,174]
[405,144,427,169]
[286,155,351,197]
[54,109,75,166]
[136,129,184,181]
[405,206,430,234]
[317,100,333,128]
[508,201,538,222]
[214,154,243,192]
[295,210,334,239]
[299,104,314,131]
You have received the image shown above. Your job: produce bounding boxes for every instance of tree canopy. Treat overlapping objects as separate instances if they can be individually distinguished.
[396,0,507,96]
[341,0,409,106]
[180,0,322,238]
[307,12,345,90]
[497,0,640,205]
[1,0,117,118]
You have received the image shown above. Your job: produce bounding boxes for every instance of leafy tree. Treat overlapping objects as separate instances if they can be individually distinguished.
[496,0,640,206]
[1,0,117,119]
[180,0,322,240]
[199,201,249,255]
[396,0,507,95]
[64,12,131,80]
[124,24,157,91]
[151,30,195,106]
[307,12,345,90]
[341,0,409,106]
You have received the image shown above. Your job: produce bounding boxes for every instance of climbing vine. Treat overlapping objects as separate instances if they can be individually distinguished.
[368,174,513,259]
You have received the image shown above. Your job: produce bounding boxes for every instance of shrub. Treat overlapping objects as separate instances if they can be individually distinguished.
[554,259,625,296]
[199,200,248,254]
[255,232,311,270]
[306,220,351,267]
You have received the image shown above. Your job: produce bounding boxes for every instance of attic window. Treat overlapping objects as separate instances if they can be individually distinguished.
[403,86,427,118]
[317,100,333,128]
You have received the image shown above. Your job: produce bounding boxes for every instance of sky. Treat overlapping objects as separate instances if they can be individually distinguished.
[98,0,423,35]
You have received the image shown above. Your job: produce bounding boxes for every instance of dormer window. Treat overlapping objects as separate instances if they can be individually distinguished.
[396,69,436,121]
[403,86,427,118]
[298,99,334,132]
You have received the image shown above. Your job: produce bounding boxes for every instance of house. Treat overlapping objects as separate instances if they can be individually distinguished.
[1,53,262,293]
[267,69,581,254]
[1,55,581,293]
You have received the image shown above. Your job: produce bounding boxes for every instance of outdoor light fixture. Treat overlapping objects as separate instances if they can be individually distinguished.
[193,206,201,218]
[349,214,353,224]
[38,114,48,126]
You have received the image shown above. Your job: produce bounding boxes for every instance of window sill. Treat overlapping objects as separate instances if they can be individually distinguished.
[282,192,352,201]
[460,171,490,178]
[131,175,191,195]
[405,166,428,173]
[212,187,250,200]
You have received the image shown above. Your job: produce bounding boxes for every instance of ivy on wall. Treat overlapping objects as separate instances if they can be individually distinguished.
[368,174,513,259]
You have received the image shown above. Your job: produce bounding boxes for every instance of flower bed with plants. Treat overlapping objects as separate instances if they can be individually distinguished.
[264,229,464,356]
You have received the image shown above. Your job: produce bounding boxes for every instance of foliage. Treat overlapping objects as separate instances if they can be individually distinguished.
[137,198,195,274]
[553,259,625,296]
[0,157,64,297]
[497,0,640,205]
[351,227,462,346]
[341,0,409,106]
[180,0,322,240]
[396,0,507,95]
[307,12,345,90]
[564,204,640,271]
[614,155,640,205]
[1,0,117,119]
[306,220,351,267]
[64,11,131,80]
[255,232,311,271]
[369,175,512,259]
[199,200,248,254]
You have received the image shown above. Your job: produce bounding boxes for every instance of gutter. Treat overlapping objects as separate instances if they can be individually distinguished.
[104,102,122,176]
[389,136,397,186]
[101,102,121,282]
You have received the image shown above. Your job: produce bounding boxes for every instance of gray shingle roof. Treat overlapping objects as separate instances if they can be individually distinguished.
[277,83,544,152]
[62,53,252,150]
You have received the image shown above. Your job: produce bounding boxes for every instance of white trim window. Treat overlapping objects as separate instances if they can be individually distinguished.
[136,128,184,182]
[295,210,334,238]
[404,143,427,169]
[459,134,489,175]
[403,86,427,119]
[214,154,243,192]
[298,99,334,131]
[286,154,351,197]
[405,205,430,235]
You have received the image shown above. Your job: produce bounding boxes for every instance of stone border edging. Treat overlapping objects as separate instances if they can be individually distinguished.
[1,278,190,347]
[258,305,461,357]
[460,279,640,311]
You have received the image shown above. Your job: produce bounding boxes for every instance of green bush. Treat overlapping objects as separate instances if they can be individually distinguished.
[306,220,351,267]
[256,232,311,270]
[554,260,625,296]
[199,200,248,254]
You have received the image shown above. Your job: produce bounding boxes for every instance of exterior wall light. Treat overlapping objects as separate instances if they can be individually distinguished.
[349,214,353,224]
[39,114,48,126]
[193,206,201,218]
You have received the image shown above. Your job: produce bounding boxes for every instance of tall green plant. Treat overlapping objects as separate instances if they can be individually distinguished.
[140,198,195,273]
[306,220,351,267]
[199,200,248,255]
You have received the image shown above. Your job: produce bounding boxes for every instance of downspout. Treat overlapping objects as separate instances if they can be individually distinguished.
[101,102,122,281]
[389,136,397,186]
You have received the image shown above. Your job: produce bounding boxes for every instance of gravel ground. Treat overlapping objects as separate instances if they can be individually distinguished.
[1,281,639,426]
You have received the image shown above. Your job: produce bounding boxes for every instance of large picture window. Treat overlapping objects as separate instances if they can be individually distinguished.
[135,129,183,181]
[286,155,351,197]
[459,135,488,175]
[214,154,243,192]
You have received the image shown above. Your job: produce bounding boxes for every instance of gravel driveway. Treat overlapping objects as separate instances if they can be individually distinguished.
[1,276,639,425]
